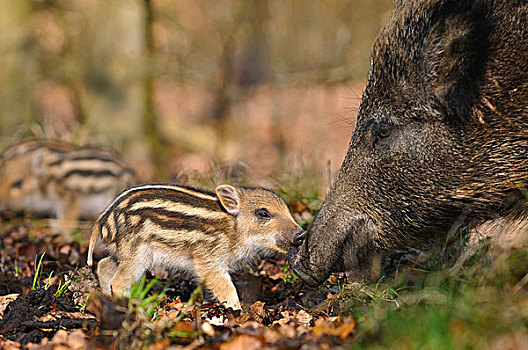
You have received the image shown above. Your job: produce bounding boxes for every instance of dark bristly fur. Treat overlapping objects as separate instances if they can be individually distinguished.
[290,0,528,286]
[87,183,303,309]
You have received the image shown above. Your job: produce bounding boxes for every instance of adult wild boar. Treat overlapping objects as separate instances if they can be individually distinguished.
[289,0,528,286]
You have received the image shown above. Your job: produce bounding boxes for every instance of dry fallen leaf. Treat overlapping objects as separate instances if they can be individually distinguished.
[219,334,264,350]
[160,308,181,321]
[67,330,86,350]
[172,321,195,334]
[236,310,252,324]
[0,293,19,319]
[51,329,69,344]
[250,301,267,324]
[295,309,313,327]
[277,323,297,338]
[272,310,295,327]
[0,339,22,350]
[312,317,356,339]
[238,321,283,344]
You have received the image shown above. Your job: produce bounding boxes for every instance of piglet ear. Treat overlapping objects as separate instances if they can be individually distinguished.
[215,185,240,215]
[31,150,46,177]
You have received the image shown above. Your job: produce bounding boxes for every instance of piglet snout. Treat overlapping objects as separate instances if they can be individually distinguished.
[293,227,307,247]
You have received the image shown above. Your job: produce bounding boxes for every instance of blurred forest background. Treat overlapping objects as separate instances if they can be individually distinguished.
[0,0,393,188]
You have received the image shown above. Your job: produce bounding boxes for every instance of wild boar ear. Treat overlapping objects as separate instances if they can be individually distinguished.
[425,9,490,125]
[215,185,240,216]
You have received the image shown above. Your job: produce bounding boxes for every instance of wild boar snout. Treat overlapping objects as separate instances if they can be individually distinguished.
[289,196,381,287]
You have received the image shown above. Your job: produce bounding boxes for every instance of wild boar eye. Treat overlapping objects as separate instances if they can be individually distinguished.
[373,123,391,142]
[379,126,391,138]
[11,180,23,189]
[255,208,271,220]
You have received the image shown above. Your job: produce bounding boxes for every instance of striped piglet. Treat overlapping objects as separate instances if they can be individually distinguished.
[87,183,305,309]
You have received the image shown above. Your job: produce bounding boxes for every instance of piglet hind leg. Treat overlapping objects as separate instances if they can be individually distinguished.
[96,256,118,295]
[195,262,241,310]
[109,257,147,297]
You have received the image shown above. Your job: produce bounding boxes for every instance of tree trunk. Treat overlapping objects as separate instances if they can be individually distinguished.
[143,0,166,180]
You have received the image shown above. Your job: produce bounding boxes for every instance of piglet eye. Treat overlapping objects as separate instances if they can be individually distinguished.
[11,180,23,189]
[255,208,271,219]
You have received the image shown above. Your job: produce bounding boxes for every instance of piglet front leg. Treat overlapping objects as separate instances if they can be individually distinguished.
[195,261,241,310]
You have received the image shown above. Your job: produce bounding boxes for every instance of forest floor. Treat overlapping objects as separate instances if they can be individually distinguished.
[0,189,528,349]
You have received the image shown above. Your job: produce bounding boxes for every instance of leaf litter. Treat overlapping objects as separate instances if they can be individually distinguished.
[0,215,359,349]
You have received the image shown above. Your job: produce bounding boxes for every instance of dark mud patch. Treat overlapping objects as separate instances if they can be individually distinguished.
[0,288,95,345]
[0,272,22,295]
